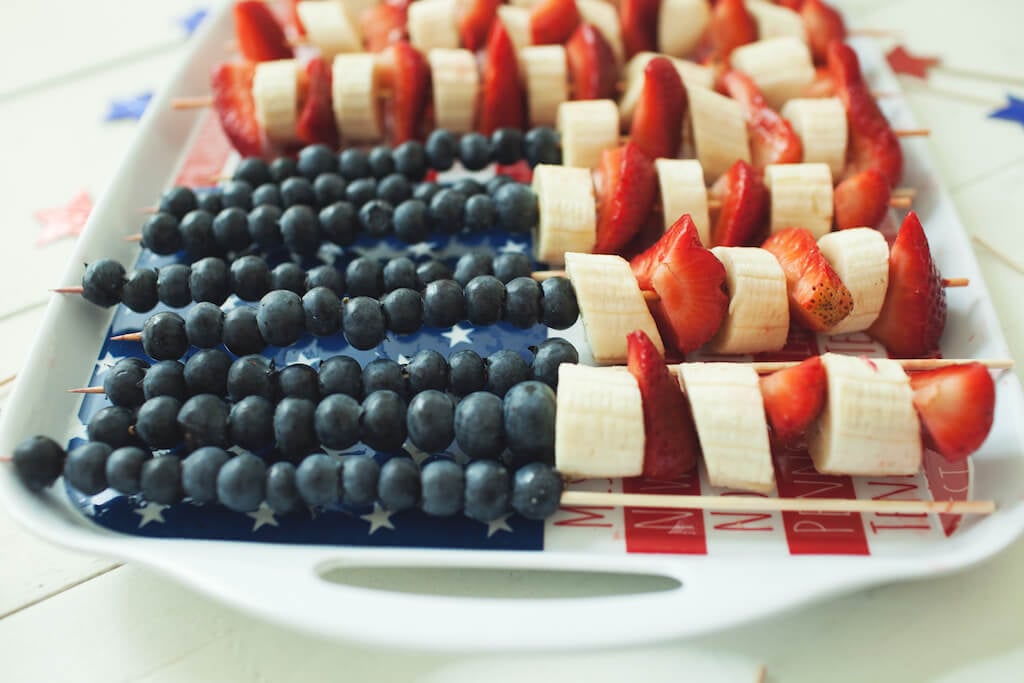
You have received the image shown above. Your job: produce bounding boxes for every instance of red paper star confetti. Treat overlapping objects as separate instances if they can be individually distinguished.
[886,45,941,79]
[34,190,93,246]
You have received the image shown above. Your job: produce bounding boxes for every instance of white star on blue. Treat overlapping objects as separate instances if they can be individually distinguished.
[498,239,528,254]
[441,323,474,348]
[407,241,437,258]
[104,92,152,122]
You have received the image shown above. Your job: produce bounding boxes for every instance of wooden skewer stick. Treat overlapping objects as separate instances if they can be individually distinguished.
[532,271,970,289]
[122,234,143,243]
[848,28,903,38]
[894,128,930,138]
[67,387,105,394]
[51,287,84,294]
[110,332,143,342]
[0,373,16,388]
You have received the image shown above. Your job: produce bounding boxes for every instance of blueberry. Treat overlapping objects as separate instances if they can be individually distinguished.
[302,286,342,336]
[140,455,183,504]
[103,357,148,407]
[486,174,514,196]
[177,393,230,449]
[280,176,316,208]
[503,276,542,328]
[159,186,198,220]
[493,252,532,283]
[106,446,149,495]
[308,260,344,298]
[234,157,273,187]
[345,257,384,297]
[378,457,420,512]
[222,306,266,356]
[280,205,321,257]
[494,183,538,233]
[383,257,418,291]
[179,210,219,259]
[217,452,267,512]
[345,177,376,207]
[490,128,523,165]
[459,132,491,171]
[220,179,253,211]
[141,212,183,255]
[512,463,563,519]
[428,189,466,232]
[454,392,505,459]
[392,199,429,244]
[448,350,486,397]
[486,350,529,398]
[540,276,580,329]
[227,355,276,401]
[315,394,362,450]
[271,262,307,295]
[212,207,251,252]
[298,143,338,179]
[184,348,231,396]
[247,205,283,249]
[229,395,275,450]
[252,183,283,208]
[142,311,188,361]
[275,397,318,460]
[453,251,494,286]
[361,390,407,452]
[144,360,187,402]
[314,172,347,207]
[406,390,455,453]
[368,145,395,178]
[270,156,299,183]
[381,288,424,335]
[12,436,65,491]
[420,459,464,516]
[423,279,466,328]
[65,442,111,495]
[318,355,363,399]
[464,275,506,326]
[339,148,371,180]
[464,460,511,523]
[343,297,387,350]
[182,446,230,503]
[413,181,441,204]
[406,349,448,394]
[296,452,340,506]
[531,337,578,389]
[450,177,485,198]
[425,129,456,171]
[184,302,224,349]
[266,461,300,514]
[362,358,407,397]
[82,259,126,307]
[230,255,272,301]
[394,141,427,180]
[463,194,496,232]
[257,290,305,347]
[415,260,453,288]
[503,381,556,465]
[156,263,191,308]
[524,126,561,166]
[377,173,412,205]
[319,201,358,246]
[358,199,394,237]
[341,456,379,506]
[189,256,230,305]
[197,190,222,214]
[278,363,320,401]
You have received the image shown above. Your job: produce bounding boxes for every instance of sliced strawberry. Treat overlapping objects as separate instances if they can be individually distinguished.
[833,168,891,230]
[566,23,618,101]
[630,213,701,290]
[594,142,657,254]
[760,357,827,444]
[777,0,805,10]
[803,66,837,97]
[709,160,769,247]
[868,211,947,358]
[457,0,500,52]
[709,0,758,62]
[289,0,306,38]
[529,0,581,45]
[377,42,431,143]
[802,0,846,65]
[360,1,409,52]
[233,1,293,62]
[909,363,995,462]
[479,21,525,135]
[720,70,802,170]
[762,227,854,332]
[828,41,903,186]
[210,62,262,157]
[629,57,687,160]
[296,57,339,148]
[620,0,660,58]
[627,329,702,479]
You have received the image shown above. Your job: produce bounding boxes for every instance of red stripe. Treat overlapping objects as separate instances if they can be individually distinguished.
[623,474,707,554]
[174,110,233,188]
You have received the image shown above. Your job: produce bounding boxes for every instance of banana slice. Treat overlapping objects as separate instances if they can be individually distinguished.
[296,1,361,61]
[555,364,645,478]
[658,0,711,58]
[809,353,922,476]
[746,0,807,42]
[408,0,460,52]
[655,159,710,244]
[332,53,382,142]
[427,48,479,134]
[764,163,834,238]
[707,247,790,355]
[252,59,298,143]
[521,45,569,127]
[564,252,664,364]
[677,362,775,493]
[533,164,597,265]
[337,0,381,25]
[729,37,815,110]
[779,97,848,176]
[688,86,750,183]
[817,228,890,335]
[619,52,714,127]
[577,0,625,65]
[557,99,620,168]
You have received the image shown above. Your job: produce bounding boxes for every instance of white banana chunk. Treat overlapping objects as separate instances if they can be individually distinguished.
[707,247,789,354]
[407,0,460,52]
[764,163,834,238]
[817,229,890,335]
[427,49,479,134]
[337,0,381,25]
[532,165,596,265]
[809,353,922,476]
[688,86,750,183]
[658,0,711,58]
[297,1,361,61]
[746,0,807,42]
[497,5,532,77]
[332,53,382,142]
[677,363,775,493]
[521,45,569,127]
[730,37,815,109]
[619,52,714,127]
[779,97,848,177]
[252,60,298,143]
[577,0,625,65]
[555,364,645,479]
[564,252,664,364]
[655,159,710,244]
[557,99,620,168]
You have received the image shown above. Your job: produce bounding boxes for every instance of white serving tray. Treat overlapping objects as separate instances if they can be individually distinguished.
[2,2,1024,651]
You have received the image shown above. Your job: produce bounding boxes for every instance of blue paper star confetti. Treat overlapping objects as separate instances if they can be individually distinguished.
[179,7,209,37]
[989,95,1024,129]
[104,92,152,122]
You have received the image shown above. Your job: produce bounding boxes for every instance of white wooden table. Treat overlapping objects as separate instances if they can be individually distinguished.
[1,1,1023,679]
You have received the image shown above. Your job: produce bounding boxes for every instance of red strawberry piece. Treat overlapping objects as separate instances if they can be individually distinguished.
[762,227,854,332]
[296,57,339,149]
[869,211,947,358]
[210,62,262,158]
[627,330,702,479]
[360,0,409,52]
[479,21,525,135]
[828,41,903,186]
[802,66,837,98]
[457,0,500,52]
[777,0,805,10]
[566,23,618,101]
[378,41,431,143]
[833,167,891,230]
[909,363,995,462]
[233,1,293,62]
[802,0,846,65]
[709,159,769,247]
[630,213,701,290]
[619,0,660,58]
[759,356,827,444]
[529,0,581,45]
[720,70,802,170]
[629,57,687,160]
[709,0,758,62]
[289,0,306,38]
[594,142,657,254]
